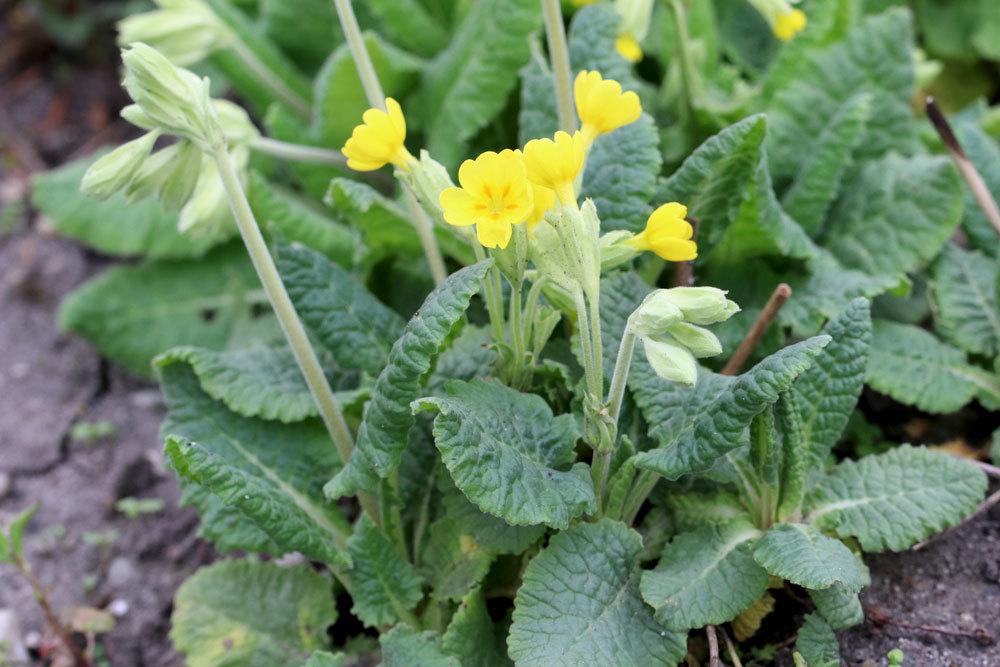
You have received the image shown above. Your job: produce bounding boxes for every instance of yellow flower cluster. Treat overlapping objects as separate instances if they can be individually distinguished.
[340,72,693,259]
[773,8,807,42]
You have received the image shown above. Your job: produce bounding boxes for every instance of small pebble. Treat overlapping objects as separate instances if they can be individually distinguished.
[107,599,130,617]
[107,557,138,588]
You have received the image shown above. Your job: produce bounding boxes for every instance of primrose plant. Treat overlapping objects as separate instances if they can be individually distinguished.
[72,1,989,665]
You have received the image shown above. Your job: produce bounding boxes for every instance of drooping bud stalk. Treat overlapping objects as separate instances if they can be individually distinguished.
[80,131,160,200]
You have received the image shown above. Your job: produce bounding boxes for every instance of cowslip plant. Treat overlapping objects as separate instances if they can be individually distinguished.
[31,0,999,664]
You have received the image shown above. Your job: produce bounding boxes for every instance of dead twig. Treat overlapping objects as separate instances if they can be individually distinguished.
[970,458,1000,479]
[912,486,1000,550]
[867,604,994,646]
[718,626,742,667]
[706,625,722,667]
[926,97,1000,239]
[721,283,791,376]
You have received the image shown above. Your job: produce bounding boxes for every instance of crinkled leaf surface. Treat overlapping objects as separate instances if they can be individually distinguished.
[953,109,1000,255]
[159,362,349,567]
[158,345,360,423]
[380,626,460,667]
[866,319,1000,413]
[795,613,840,667]
[170,560,337,667]
[415,378,594,529]
[634,337,829,480]
[806,445,987,552]
[509,519,686,666]
[419,517,493,603]
[442,588,512,667]
[765,9,917,182]
[664,490,750,533]
[930,243,1000,356]
[808,583,864,630]
[640,520,767,631]
[59,244,263,376]
[411,0,540,166]
[276,241,405,376]
[752,523,864,590]
[365,0,449,57]
[32,151,216,259]
[823,154,962,280]
[439,478,546,555]
[346,515,424,628]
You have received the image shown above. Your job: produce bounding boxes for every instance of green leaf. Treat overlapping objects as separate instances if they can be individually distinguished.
[785,298,872,466]
[750,407,779,487]
[419,517,493,602]
[379,626,460,667]
[0,503,38,563]
[808,583,864,630]
[663,490,750,533]
[806,445,988,552]
[776,393,808,522]
[795,613,840,667]
[442,588,512,667]
[276,241,405,376]
[415,378,595,529]
[304,652,345,667]
[158,345,361,423]
[31,152,216,259]
[247,172,358,268]
[639,519,768,631]
[781,93,872,236]
[866,319,1000,413]
[930,243,1000,356]
[752,523,864,590]
[765,9,917,182]
[634,336,830,481]
[312,33,422,149]
[159,362,350,566]
[824,154,962,280]
[953,109,1000,255]
[439,478,545,555]
[170,559,337,667]
[59,244,263,376]
[366,0,449,57]
[579,114,662,233]
[259,0,339,73]
[346,515,424,628]
[411,0,540,166]
[353,260,492,479]
[510,519,686,666]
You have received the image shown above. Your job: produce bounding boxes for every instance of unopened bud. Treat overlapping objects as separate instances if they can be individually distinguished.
[177,148,244,241]
[664,322,722,358]
[600,230,639,271]
[212,100,258,145]
[117,0,230,67]
[159,140,202,211]
[660,286,739,325]
[80,131,159,200]
[125,143,179,201]
[642,336,698,386]
[631,291,683,337]
[402,150,453,214]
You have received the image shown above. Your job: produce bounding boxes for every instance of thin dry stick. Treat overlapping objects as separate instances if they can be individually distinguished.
[671,217,699,287]
[721,284,792,376]
[718,626,743,667]
[868,605,994,645]
[926,97,1000,239]
[706,625,722,667]
[912,486,1000,550]
[971,458,1000,479]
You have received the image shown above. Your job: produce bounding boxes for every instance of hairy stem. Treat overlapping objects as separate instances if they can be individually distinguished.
[667,0,699,121]
[607,327,636,424]
[252,137,346,166]
[211,146,379,524]
[228,39,312,118]
[540,0,577,133]
[403,183,448,285]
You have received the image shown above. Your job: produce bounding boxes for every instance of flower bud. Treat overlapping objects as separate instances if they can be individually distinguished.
[631,291,684,337]
[159,140,203,211]
[80,131,159,200]
[600,230,639,271]
[177,148,245,241]
[125,143,179,201]
[212,99,259,145]
[660,287,740,325]
[121,43,221,148]
[642,336,698,386]
[402,150,454,215]
[117,0,230,67]
[664,322,722,358]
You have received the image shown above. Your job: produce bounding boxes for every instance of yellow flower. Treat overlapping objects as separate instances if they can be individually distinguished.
[526,182,556,233]
[439,149,533,250]
[615,35,643,63]
[523,130,586,206]
[574,70,642,147]
[773,8,806,41]
[342,97,414,172]
[628,202,697,261]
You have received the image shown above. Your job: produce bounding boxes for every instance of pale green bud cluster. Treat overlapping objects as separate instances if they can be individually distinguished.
[401,150,454,217]
[117,0,230,67]
[616,0,653,42]
[599,230,638,272]
[80,43,257,239]
[530,199,603,301]
[629,287,739,385]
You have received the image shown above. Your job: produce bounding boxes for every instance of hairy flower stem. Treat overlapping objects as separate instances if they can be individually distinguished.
[227,39,312,119]
[607,328,637,424]
[540,0,577,133]
[252,136,346,167]
[667,0,699,123]
[211,145,380,525]
[473,242,507,344]
[509,279,529,385]
[332,0,448,284]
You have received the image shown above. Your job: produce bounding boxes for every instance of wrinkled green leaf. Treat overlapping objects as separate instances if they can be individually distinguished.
[419,517,493,602]
[439,478,546,555]
[442,587,512,667]
[366,0,449,57]
[415,378,594,529]
[795,613,840,667]
[807,445,987,552]
[930,243,1000,356]
[347,515,424,628]
[170,560,337,667]
[510,519,686,666]
[380,626,460,667]
[752,523,864,590]
[953,109,1000,255]
[640,519,767,631]
[808,583,864,630]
